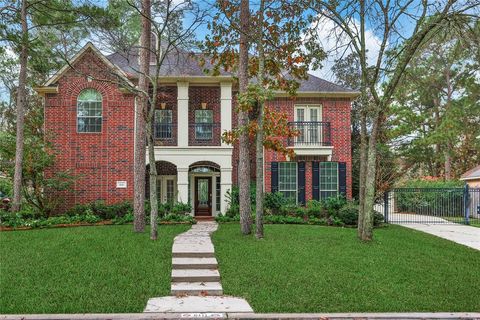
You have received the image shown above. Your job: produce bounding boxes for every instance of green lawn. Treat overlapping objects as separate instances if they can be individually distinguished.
[213,224,480,313]
[444,217,480,227]
[0,224,189,314]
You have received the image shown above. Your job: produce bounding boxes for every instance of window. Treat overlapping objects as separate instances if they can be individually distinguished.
[155,109,173,139]
[278,162,297,202]
[294,105,322,144]
[166,179,175,203]
[77,89,102,132]
[195,110,213,140]
[216,176,221,212]
[320,162,338,199]
[156,176,177,204]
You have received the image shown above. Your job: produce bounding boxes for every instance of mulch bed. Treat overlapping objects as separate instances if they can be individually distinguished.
[0,220,193,232]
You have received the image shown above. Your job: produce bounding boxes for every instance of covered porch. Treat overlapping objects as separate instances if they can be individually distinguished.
[146,148,233,217]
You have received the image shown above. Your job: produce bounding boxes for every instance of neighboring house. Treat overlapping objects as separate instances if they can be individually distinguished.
[461,165,480,188]
[34,42,357,217]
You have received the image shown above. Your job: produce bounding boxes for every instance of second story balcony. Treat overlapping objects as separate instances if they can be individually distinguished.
[288,121,331,147]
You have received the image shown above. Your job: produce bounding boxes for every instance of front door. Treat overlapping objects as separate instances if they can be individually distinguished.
[195,177,212,216]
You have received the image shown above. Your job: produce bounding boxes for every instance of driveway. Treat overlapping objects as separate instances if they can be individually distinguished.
[395,219,480,251]
[373,205,480,251]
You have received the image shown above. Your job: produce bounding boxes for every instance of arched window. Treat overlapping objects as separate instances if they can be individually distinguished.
[77,89,102,133]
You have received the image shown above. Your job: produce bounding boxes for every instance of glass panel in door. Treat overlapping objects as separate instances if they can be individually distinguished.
[296,107,305,143]
[309,108,319,143]
[166,179,175,203]
[198,179,209,207]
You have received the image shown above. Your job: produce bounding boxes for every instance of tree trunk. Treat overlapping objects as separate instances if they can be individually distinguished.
[356,0,368,237]
[238,0,251,235]
[148,127,158,240]
[357,109,367,237]
[443,67,452,180]
[360,104,382,241]
[11,0,28,212]
[133,0,151,232]
[255,0,266,239]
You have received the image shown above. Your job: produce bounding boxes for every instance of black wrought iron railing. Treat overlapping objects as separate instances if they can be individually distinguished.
[154,122,175,140]
[190,123,220,141]
[288,121,331,146]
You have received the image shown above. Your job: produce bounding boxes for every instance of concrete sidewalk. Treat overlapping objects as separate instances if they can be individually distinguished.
[397,222,480,251]
[2,312,480,320]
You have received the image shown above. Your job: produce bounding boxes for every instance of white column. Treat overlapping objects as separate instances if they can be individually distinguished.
[177,81,189,147]
[220,82,232,147]
[220,167,233,215]
[177,167,190,213]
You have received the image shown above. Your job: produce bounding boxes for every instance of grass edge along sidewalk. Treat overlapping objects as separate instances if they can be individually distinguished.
[1,312,480,320]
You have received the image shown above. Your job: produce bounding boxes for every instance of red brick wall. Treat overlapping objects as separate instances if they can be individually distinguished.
[45,48,352,209]
[188,86,221,146]
[261,97,353,199]
[44,48,135,211]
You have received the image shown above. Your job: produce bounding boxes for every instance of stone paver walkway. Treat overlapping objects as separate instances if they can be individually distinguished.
[144,222,253,313]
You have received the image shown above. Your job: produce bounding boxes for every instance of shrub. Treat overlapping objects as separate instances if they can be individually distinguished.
[265,215,304,224]
[305,200,326,218]
[279,203,299,216]
[160,213,196,224]
[337,203,359,226]
[171,202,192,215]
[0,178,12,197]
[264,192,287,214]
[67,201,133,220]
[215,214,240,223]
[373,212,384,226]
[322,196,347,216]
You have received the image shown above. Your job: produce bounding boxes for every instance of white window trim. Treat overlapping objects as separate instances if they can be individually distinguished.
[319,162,338,199]
[294,104,323,122]
[77,89,103,133]
[157,175,177,204]
[278,162,298,203]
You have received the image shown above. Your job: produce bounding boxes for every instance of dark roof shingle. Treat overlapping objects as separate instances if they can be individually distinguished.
[107,48,355,93]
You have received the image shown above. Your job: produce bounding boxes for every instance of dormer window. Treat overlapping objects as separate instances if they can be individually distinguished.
[77,89,102,133]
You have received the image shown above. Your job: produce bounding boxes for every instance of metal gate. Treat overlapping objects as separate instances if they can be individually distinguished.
[382,186,480,225]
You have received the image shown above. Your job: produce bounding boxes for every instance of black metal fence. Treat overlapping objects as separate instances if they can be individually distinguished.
[380,186,480,225]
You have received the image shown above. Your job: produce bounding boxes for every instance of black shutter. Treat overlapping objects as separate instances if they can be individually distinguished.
[271,162,279,193]
[338,162,347,196]
[312,161,319,200]
[297,162,305,205]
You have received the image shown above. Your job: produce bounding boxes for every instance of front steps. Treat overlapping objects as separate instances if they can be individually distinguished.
[171,269,220,282]
[172,257,218,269]
[170,222,224,297]
[144,222,253,313]
[171,281,223,296]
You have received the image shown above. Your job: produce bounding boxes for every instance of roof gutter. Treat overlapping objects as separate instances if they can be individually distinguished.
[273,91,361,99]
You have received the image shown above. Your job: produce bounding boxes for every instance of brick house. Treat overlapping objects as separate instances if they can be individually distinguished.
[34,42,358,216]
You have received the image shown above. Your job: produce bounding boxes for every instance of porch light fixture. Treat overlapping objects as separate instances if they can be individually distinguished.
[201,102,207,109]
[160,103,166,109]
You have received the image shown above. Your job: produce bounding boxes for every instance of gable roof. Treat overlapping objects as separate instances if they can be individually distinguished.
[461,165,480,181]
[43,42,134,88]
